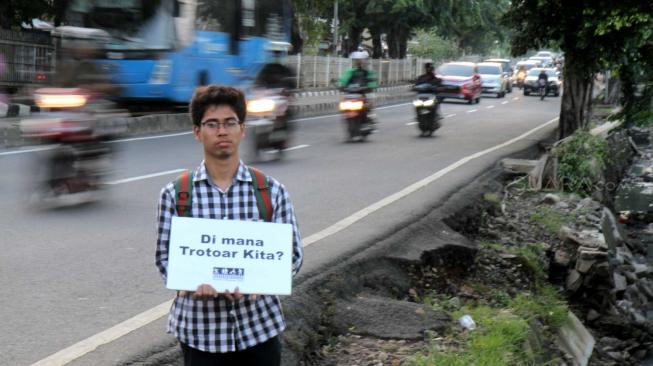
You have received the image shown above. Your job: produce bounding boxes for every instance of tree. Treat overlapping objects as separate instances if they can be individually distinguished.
[407,28,459,62]
[0,0,51,29]
[503,1,653,139]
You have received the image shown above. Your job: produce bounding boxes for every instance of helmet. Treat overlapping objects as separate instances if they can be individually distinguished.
[350,50,369,60]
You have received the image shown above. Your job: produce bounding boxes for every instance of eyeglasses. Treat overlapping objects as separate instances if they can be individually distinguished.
[200,119,241,131]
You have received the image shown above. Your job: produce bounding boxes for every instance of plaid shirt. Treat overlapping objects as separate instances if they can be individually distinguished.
[155,161,303,353]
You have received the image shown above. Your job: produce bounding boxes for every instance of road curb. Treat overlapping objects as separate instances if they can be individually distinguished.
[0,86,413,148]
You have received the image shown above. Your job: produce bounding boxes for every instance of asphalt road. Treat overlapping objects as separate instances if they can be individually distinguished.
[0,92,560,366]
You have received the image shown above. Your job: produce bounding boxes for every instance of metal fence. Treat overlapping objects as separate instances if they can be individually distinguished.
[0,30,54,89]
[287,55,429,89]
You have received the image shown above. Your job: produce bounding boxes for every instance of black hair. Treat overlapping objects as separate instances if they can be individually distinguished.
[189,85,246,127]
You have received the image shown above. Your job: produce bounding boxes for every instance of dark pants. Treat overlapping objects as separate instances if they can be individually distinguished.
[180,336,281,366]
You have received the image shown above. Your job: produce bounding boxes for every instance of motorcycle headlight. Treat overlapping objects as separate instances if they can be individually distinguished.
[247,99,276,114]
[35,93,87,108]
[339,100,364,111]
[412,100,423,107]
[422,99,435,107]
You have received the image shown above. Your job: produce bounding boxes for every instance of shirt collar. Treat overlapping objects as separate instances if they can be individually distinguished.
[194,160,250,183]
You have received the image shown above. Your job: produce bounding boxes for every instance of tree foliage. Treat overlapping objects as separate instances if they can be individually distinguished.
[292,0,511,58]
[407,28,459,62]
[503,1,653,138]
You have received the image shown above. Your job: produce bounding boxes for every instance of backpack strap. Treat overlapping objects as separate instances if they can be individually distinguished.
[248,166,273,222]
[174,170,193,217]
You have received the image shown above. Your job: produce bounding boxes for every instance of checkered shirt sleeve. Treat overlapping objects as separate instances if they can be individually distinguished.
[155,161,303,353]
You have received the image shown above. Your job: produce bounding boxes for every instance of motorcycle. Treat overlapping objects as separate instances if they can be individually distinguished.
[515,70,527,89]
[412,83,441,137]
[338,85,374,142]
[245,87,292,160]
[20,88,120,207]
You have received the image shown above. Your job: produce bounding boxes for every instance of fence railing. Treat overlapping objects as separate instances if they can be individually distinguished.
[0,30,54,88]
[287,55,429,89]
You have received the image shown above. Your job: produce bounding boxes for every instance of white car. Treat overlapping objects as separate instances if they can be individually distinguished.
[523,68,562,97]
[529,56,554,68]
[477,62,509,98]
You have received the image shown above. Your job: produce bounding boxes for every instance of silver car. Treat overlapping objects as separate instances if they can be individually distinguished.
[477,62,510,98]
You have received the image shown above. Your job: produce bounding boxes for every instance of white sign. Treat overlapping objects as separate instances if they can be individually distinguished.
[166,216,293,295]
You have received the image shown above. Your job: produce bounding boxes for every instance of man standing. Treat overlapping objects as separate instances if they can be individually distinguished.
[155,85,303,365]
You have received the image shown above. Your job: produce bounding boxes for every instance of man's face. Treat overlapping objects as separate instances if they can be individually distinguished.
[193,104,245,161]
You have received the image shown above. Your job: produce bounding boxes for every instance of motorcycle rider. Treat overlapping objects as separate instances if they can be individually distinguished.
[252,42,296,150]
[537,69,549,98]
[338,48,378,129]
[414,62,440,86]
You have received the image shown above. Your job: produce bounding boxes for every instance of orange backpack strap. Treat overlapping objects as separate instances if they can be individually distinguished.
[174,170,193,217]
[248,166,273,222]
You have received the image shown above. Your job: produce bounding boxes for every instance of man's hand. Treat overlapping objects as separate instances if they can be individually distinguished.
[177,285,259,302]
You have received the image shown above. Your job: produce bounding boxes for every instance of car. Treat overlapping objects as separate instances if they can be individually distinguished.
[528,56,554,68]
[477,62,510,98]
[523,68,562,97]
[535,51,555,58]
[435,62,482,104]
[484,58,514,93]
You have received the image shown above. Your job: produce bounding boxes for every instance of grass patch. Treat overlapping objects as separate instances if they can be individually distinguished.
[410,306,533,366]
[510,286,569,331]
[483,192,501,203]
[529,208,574,236]
[412,288,567,366]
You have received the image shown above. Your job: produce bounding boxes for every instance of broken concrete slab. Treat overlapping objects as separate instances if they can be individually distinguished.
[556,311,596,366]
[331,295,451,340]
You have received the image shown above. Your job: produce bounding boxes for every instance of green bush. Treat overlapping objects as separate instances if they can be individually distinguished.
[553,129,608,196]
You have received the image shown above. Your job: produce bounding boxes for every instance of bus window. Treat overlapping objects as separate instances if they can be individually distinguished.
[195,0,236,34]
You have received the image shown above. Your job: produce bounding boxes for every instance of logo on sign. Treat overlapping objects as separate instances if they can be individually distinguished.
[213,267,245,281]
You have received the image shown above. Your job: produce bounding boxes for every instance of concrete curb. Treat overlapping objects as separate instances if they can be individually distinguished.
[0,86,413,148]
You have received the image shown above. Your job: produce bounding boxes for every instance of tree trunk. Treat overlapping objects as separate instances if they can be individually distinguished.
[371,30,382,59]
[619,63,637,126]
[399,34,408,59]
[559,57,593,139]
[346,27,363,56]
[290,17,303,55]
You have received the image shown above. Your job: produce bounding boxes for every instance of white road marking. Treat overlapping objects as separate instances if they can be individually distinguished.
[376,102,412,110]
[467,109,478,113]
[486,105,495,109]
[33,116,560,365]
[501,101,509,105]
[302,116,559,247]
[0,146,53,156]
[29,300,173,366]
[513,97,520,101]
[445,114,456,118]
[283,144,310,151]
[105,169,186,185]
[2,103,414,155]
[108,132,192,143]
[406,121,418,126]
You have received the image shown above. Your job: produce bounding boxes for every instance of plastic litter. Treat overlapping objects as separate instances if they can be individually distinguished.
[459,314,477,330]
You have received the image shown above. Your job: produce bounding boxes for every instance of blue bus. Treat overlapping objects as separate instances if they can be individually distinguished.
[61,0,292,105]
